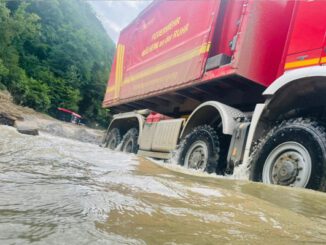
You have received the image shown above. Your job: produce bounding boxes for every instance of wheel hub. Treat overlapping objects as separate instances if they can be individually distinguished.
[189,149,205,169]
[185,141,208,170]
[263,142,312,188]
[272,156,299,185]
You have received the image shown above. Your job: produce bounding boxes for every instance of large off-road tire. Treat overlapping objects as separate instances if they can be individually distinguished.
[250,118,326,190]
[177,125,224,173]
[121,128,139,153]
[105,128,121,150]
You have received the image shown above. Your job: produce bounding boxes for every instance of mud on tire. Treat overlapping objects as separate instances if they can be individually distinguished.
[177,125,224,174]
[249,118,326,190]
[121,128,139,153]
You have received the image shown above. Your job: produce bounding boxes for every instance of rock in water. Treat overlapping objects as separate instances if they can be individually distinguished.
[14,120,39,136]
[0,112,17,126]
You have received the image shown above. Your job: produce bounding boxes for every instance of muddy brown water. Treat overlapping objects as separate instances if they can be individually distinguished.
[1,125,326,244]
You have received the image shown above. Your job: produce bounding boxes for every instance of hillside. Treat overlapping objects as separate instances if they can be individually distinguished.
[0,0,115,127]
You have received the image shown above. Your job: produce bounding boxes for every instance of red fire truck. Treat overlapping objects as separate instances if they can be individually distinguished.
[102,0,326,191]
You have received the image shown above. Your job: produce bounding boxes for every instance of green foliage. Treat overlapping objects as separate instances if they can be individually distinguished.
[0,0,114,127]
[20,78,51,111]
[0,59,9,78]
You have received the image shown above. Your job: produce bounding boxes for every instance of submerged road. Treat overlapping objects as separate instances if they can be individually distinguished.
[1,125,326,244]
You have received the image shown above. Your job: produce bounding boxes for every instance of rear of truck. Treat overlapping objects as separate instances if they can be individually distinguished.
[103,0,222,113]
[103,0,294,116]
[102,0,326,192]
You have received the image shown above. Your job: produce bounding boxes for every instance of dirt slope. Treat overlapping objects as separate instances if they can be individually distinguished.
[0,90,104,144]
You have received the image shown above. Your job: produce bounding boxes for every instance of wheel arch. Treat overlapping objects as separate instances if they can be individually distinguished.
[249,66,326,149]
[106,113,145,144]
[180,101,245,139]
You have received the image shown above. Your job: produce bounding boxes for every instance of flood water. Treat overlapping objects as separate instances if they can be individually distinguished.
[1,125,326,244]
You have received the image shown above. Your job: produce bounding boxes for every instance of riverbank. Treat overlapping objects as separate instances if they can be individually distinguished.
[0,90,104,144]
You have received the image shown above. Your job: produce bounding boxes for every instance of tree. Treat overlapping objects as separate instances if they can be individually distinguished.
[0,0,115,127]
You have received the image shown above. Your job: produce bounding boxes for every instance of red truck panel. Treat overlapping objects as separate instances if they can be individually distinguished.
[104,0,221,107]
[103,0,325,111]
[323,38,326,65]
[210,0,245,58]
[288,1,326,55]
[233,0,295,87]
[284,0,326,70]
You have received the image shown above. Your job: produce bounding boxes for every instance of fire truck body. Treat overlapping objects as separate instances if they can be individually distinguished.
[103,0,326,191]
[103,0,294,115]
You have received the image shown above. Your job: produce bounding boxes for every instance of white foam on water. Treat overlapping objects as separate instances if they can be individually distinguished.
[146,138,251,181]
[115,141,123,151]
[147,156,249,184]
[232,162,251,180]
[189,187,224,198]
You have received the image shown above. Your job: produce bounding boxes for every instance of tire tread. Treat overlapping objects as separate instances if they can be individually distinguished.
[249,117,326,190]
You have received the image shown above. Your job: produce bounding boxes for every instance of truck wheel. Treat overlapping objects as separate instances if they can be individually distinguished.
[250,118,326,190]
[121,128,139,153]
[105,128,121,150]
[178,125,221,173]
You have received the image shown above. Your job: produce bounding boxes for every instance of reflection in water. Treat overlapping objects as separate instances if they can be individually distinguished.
[1,125,326,244]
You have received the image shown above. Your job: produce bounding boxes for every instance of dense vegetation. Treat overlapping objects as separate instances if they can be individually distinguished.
[0,0,115,127]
